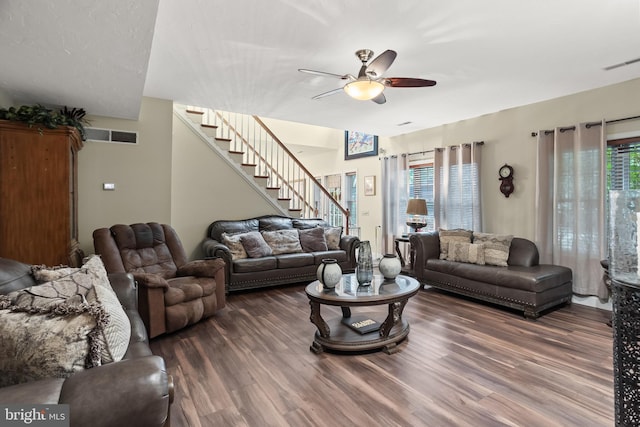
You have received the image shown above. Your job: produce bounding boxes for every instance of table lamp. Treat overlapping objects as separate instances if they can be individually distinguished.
[406,198,428,232]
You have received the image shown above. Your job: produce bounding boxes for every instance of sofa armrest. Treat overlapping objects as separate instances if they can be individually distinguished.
[340,235,361,267]
[202,238,232,262]
[133,273,170,289]
[59,356,172,427]
[108,272,137,310]
[410,232,441,281]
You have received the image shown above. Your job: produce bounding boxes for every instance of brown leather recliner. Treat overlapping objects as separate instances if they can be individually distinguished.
[93,222,226,338]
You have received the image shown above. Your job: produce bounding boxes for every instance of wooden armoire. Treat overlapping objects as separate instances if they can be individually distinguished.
[0,120,84,267]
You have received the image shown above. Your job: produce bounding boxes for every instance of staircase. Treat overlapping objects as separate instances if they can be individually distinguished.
[174,104,350,231]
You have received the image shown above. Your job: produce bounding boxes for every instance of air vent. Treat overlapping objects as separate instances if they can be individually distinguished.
[85,127,138,144]
[604,57,640,71]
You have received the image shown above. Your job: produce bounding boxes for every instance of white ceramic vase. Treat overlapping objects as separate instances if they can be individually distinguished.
[379,254,402,280]
[317,258,342,289]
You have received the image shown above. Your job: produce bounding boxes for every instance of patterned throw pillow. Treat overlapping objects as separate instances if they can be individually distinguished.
[447,241,485,265]
[240,231,273,258]
[31,256,130,363]
[324,227,342,250]
[222,232,248,260]
[298,227,328,252]
[472,232,513,266]
[32,254,113,291]
[438,229,473,260]
[261,229,303,255]
[0,267,131,387]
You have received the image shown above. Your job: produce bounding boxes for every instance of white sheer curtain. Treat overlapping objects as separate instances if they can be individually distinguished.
[534,122,607,298]
[433,142,482,231]
[381,155,408,255]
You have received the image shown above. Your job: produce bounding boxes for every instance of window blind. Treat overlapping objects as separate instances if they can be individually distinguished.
[608,140,640,190]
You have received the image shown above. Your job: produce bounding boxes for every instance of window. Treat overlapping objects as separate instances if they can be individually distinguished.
[345,172,357,228]
[408,162,435,231]
[607,137,640,190]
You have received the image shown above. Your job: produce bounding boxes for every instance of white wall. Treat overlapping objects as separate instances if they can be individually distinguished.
[78,97,174,256]
[285,78,640,245]
[171,112,280,259]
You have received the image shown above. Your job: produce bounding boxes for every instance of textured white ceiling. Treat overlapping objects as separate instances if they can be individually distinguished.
[2,0,640,136]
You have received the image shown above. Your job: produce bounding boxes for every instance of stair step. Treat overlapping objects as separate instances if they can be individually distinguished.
[265,187,280,198]
[228,151,244,164]
[201,124,218,138]
[185,110,204,124]
[278,199,291,210]
[214,138,232,151]
[241,164,256,175]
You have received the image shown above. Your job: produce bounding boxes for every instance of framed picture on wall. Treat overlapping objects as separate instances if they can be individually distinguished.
[364,176,376,196]
[345,130,378,160]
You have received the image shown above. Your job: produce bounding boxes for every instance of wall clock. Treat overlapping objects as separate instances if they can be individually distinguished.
[498,164,514,198]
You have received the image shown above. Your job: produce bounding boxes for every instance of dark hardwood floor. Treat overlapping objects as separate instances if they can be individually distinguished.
[150,284,614,427]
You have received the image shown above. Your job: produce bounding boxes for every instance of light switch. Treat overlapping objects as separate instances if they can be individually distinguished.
[103,183,116,191]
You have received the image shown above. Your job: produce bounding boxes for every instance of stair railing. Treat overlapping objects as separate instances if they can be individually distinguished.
[190,107,350,232]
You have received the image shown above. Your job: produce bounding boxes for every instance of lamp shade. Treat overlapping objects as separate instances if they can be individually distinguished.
[343,79,385,101]
[406,199,428,216]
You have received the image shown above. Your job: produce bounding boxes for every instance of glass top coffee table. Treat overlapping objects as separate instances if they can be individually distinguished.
[305,273,420,355]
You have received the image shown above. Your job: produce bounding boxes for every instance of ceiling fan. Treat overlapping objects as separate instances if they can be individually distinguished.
[298,49,436,104]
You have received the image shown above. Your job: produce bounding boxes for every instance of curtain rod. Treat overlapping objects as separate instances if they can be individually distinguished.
[407,141,484,156]
[530,114,640,137]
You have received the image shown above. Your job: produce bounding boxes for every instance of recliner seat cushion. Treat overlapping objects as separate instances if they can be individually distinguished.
[163,277,216,307]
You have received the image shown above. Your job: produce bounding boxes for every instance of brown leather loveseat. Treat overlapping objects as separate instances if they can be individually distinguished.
[0,256,173,427]
[202,215,360,292]
[410,231,573,318]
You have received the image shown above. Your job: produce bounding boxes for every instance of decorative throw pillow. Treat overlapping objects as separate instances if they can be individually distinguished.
[240,231,273,258]
[438,229,473,260]
[447,241,485,265]
[30,256,130,364]
[472,232,513,266]
[0,267,132,387]
[32,254,113,291]
[324,227,342,250]
[222,232,248,260]
[298,227,328,252]
[261,229,303,255]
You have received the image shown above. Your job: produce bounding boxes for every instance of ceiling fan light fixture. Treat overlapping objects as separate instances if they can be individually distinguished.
[343,79,385,101]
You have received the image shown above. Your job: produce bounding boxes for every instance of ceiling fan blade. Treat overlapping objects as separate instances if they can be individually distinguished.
[384,77,437,87]
[298,69,348,79]
[311,88,344,100]
[365,50,397,77]
[371,92,386,104]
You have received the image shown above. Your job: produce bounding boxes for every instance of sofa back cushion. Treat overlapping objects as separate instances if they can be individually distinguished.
[0,257,37,294]
[208,219,259,242]
[259,216,293,231]
[293,218,328,229]
[507,237,540,267]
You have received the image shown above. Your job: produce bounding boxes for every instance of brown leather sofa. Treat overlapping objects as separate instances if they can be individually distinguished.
[202,215,360,292]
[0,257,173,427]
[93,222,226,338]
[410,231,573,318]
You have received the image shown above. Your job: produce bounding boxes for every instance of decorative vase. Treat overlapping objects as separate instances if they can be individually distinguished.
[379,253,402,280]
[317,258,342,289]
[356,240,374,286]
